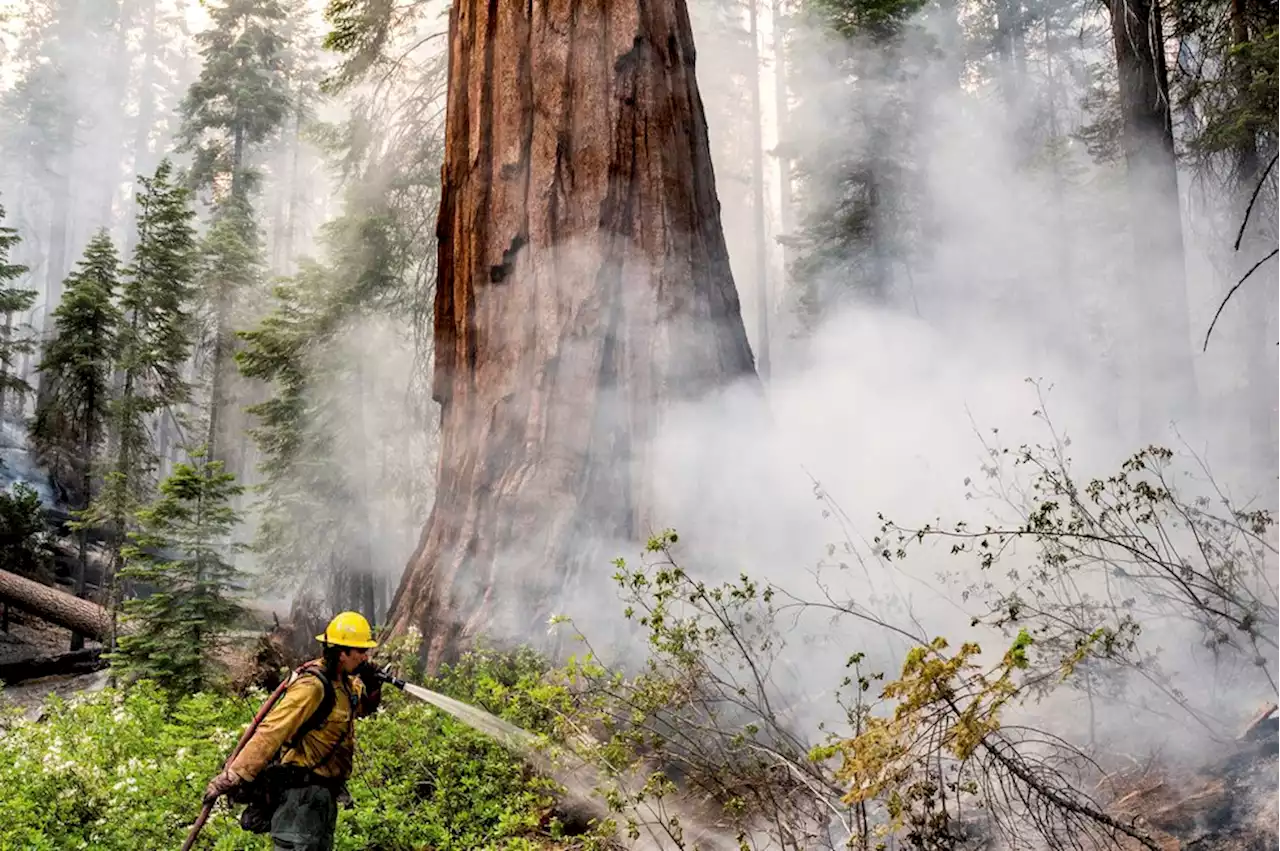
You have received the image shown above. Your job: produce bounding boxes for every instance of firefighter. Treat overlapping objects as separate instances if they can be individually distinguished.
[203,611,384,851]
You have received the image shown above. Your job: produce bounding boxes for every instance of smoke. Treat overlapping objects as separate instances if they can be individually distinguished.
[514,0,1280,772]
[6,0,1271,797]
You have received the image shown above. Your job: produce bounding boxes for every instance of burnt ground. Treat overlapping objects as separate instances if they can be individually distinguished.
[1107,706,1280,851]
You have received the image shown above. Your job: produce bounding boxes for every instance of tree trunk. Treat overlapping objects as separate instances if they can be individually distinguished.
[0,569,113,641]
[1229,0,1278,477]
[771,0,794,294]
[125,0,160,261]
[36,126,75,413]
[70,389,96,651]
[748,0,770,381]
[386,0,757,669]
[1107,0,1198,438]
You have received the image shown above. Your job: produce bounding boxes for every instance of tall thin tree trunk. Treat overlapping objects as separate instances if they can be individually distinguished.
[282,108,304,275]
[37,141,74,411]
[748,0,770,381]
[1107,0,1198,440]
[206,307,227,463]
[771,0,794,294]
[230,125,245,202]
[386,0,757,669]
[269,84,293,274]
[1228,0,1277,477]
[96,0,130,231]
[125,0,160,260]
[70,392,96,652]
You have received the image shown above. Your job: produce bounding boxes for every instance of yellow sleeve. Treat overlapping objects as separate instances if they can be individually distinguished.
[228,676,325,782]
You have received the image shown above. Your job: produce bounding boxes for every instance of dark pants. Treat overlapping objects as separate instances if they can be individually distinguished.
[271,784,338,851]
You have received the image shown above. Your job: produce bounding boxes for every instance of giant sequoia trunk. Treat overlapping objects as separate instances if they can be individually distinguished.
[1107,0,1198,437]
[387,0,756,668]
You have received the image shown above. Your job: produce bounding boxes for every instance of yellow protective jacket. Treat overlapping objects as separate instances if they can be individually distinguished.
[228,661,379,784]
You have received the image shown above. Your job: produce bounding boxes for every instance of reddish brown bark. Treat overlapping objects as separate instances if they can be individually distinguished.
[387,0,756,668]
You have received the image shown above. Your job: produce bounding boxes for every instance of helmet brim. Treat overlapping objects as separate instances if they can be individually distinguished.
[315,634,380,649]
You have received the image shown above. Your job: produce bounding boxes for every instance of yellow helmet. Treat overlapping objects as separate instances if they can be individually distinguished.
[315,611,379,649]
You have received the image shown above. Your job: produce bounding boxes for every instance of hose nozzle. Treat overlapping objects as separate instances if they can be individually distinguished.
[377,669,407,690]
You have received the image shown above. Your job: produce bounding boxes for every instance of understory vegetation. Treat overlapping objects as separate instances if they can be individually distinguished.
[0,650,596,851]
[2,418,1271,851]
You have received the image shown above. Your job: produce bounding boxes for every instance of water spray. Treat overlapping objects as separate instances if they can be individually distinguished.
[182,663,733,851]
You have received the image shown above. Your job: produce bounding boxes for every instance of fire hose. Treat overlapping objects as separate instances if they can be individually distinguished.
[179,666,405,851]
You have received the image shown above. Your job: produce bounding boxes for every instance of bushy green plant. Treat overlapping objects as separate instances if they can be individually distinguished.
[0,482,54,582]
[0,650,610,851]
[112,452,247,695]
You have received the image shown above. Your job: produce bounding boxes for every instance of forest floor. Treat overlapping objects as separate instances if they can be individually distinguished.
[0,608,107,718]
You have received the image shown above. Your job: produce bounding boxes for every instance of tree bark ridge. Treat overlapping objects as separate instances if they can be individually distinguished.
[389,0,756,668]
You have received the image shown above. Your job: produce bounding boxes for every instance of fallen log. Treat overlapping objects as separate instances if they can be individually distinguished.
[0,569,112,641]
[0,647,106,684]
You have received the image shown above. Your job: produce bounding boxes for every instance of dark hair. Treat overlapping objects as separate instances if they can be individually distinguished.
[322,643,343,677]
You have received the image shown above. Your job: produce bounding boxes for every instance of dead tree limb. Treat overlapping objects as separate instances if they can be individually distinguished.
[0,647,106,684]
[1202,247,1280,351]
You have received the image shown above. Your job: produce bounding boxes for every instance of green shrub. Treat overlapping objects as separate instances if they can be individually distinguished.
[0,649,602,851]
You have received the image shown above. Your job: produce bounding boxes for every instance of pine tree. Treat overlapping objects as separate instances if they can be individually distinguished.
[236,267,337,585]
[178,0,291,471]
[0,202,38,416]
[177,0,291,200]
[32,230,122,649]
[0,483,55,585]
[82,160,198,638]
[236,201,405,616]
[788,0,938,323]
[198,194,266,469]
[113,451,245,695]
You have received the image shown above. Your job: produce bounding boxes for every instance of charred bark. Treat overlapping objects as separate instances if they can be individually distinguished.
[388,0,756,669]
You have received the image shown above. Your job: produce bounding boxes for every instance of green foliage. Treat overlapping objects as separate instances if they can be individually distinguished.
[31,230,123,505]
[177,0,292,197]
[808,0,929,40]
[82,160,201,619]
[118,159,199,424]
[235,199,425,600]
[321,0,399,89]
[201,195,266,318]
[787,0,938,322]
[0,201,37,403]
[198,192,267,464]
[0,682,256,850]
[0,482,54,581]
[113,452,247,695]
[235,266,344,588]
[1170,0,1278,173]
[876,400,1279,722]
[0,652,605,851]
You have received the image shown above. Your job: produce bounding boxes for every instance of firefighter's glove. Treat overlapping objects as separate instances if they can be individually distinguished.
[336,786,355,810]
[203,769,239,806]
[354,660,383,686]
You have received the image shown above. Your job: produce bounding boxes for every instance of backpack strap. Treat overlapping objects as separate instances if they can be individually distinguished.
[285,664,336,751]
